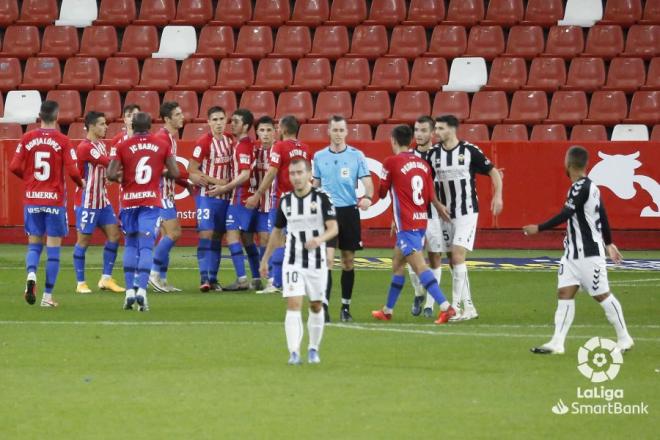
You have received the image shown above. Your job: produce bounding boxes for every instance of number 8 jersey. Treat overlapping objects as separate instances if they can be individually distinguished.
[379,151,435,232]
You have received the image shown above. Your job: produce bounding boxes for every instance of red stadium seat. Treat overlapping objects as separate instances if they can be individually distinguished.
[503,25,544,59]
[308,25,350,60]
[232,26,274,59]
[465,25,505,60]
[583,25,624,59]
[368,57,409,92]
[45,90,81,124]
[603,57,645,92]
[328,57,370,92]
[570,124,608,141]
[388,91,431,123]
[59,57,100,91]
[530,124,567,141]
[404,57,448,91]
[625,91,660,124]
[522,0,564,26]
[347,25,389,59]
[622,25,660,58]
[26,122,61,133]
[95,0,135,26]
[445,0,485,26]
[288,0,329,27]
[457,124,489,142]
[483,57,526,92]
[17,0,57,26]
[641,57,660,90]
[275,91,314,122]
[0,25,40,59]
[651,125,660,141]
[199,90,237,120]
[544,26,584,59]
[387,25,427,59]
[347,123,373,141]
[310,91,353,122]
[289,57,332,92]
[116,25,159,59]
[298,123,328,142]
[403,0,444,26]
[546,91,588,124]
[352,90,391,124]
[0,0,18,27]
[251,58,293,91]
[239,90,276,119]
[85,90,121,121]
[175,57,216,92]
[250,0,291,27]
[507,90,548,123]
[172,0,213,26]
[20,57,61,91]
[213,58,254,91]
[194,25,235,58]
[482,0,524,25]
[374,123,399,141]
[0,57,21,92]
[432,91,470,120]
[136,58,178,91]
[124,90,161,119]
[97,57,140,92]
[326,0,367,26]
[39,25,79,59]
[182,123,210,140]
[104,122,125,139]
[600,0,642,26]
[583,90,628,125]
[524,57,566,91]
[163,90,199,121]
[0,123,23,138]
[467,91,508,124]
[134,0,175,26]
[424,25,467,58]
[364,0,407,27]
[270,26,311,59]
[641,0,660,24]
[562,57,606,92]
[491,124,528,141]
[211,0,252,27]
[78,26,118,60]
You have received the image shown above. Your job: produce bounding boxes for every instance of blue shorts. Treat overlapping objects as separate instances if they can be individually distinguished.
[255,211,270,233]
[24,205,68,237]
[75,205,118,234]
[396,230,426,257]
[120,207,160,236]
[159,197,177,222]
[226,204,257,232]
[196,196,229,232]
[268,208,278,231]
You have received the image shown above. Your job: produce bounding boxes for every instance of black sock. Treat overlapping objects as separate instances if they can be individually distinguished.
[341,269,355,310]
[325,270,332,303]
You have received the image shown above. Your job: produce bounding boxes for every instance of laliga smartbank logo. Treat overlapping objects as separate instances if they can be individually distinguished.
[551,337,648,416]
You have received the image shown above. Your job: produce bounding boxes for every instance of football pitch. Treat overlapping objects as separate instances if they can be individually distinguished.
[0,244,657,439]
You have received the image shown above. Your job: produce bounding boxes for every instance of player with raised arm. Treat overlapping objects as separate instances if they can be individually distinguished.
[10,100,83,307]
[371,125,455,324]
[524,146,634,354]
[72,111,124,294]
[107,112,180,311]
[260,158,338,365]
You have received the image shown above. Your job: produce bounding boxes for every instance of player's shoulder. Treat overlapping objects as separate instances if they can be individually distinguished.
[461,140,486,154]
[313,146,331,158]
[313,186,332,199]
[346,145,366,157]
[194,131,212,146]
[570,177,592,193]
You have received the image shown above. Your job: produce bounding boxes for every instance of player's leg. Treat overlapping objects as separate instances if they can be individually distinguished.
[322,244,336,322]
[209,199,228,291]
[73,207,93,293]
[253,229,270,291]
[98,206,124,292]
[450,214,478,320]
[196,196,215,292]
[122,231,139,310]
[422,251,443,317]
[40,207,69,307]
[244,212,267,290]
[223,205,251,291]
[155,217,181,291]
[134,207,160,311]
[372,246,406,320]
[306,268,327,364]
[23,207,45,305]
[339,250,356,322]
[408,262,425,315]
[339,207,362,322]
[283,265,304,365]
[266,207,285,293]
[408,251,455,323]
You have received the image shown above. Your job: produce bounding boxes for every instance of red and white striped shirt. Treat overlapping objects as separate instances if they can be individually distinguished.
[75,139,111,209]
[254,142,272,211]
[154,128,177,201]
[191,132,234,200]
[230,136,256,206]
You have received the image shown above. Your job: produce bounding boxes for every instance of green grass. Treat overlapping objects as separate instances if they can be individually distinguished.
[0,245,658,439]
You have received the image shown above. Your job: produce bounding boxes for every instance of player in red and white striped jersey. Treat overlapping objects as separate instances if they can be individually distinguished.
[109,104,141,147]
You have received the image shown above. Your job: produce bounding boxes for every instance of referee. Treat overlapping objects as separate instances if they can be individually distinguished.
[313,115,374,322]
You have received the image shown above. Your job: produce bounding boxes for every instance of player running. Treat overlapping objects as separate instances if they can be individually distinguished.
[108,112,180,311]
[10,100,83,307]
[72,111,124,294]
[260,158,338,365]
[524,145,634,355]
[371,125,456,324]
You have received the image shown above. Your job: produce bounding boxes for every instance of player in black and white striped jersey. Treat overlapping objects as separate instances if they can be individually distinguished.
[260,158,338,365]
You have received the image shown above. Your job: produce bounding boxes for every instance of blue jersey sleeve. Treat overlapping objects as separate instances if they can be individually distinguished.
[357,151,370,178]
[312,152,322,180]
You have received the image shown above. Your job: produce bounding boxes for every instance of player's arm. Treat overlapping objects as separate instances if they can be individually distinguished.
[306,193,338,249]
[9,141,26,178]
[107,159,121,182]
[260,201,288,277]
[207,169,249,197]
[378,159,392,199]
[488,167,503,215]
[523,181,587,235]
[165,155,180,179]
[64,143,84,187]
[246,166,277,209]
[356,153,373,210]
[312,154,321,187]
[469,145,503,215]
[427,172,450,221]
[599,200,622,264]
[81,143,111,168]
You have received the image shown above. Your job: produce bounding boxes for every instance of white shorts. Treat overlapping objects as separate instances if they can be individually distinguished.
[425,216,444,253]
[282,264,327,302]
[438,213,478,252]
[557,256,610,296]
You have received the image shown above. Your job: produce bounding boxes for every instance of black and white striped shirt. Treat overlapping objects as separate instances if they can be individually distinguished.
[427,140,494,219]
[275,187,336,269]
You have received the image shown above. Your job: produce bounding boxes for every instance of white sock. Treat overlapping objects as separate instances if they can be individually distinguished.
[150,270,159,277]
[125,288,136,299]
[307,309,325,350]
[439,300,450,311]
[407,264,424,297]
[424,267,442,308]
[27,272,36,282]
[137,287,147,298]
[599,295,630,342]
[285,310,303,355]
[42,292,52,302]
[77,281,86,286]
[550,299,575,348]
[102,274,111,281]
[453,263,472,308]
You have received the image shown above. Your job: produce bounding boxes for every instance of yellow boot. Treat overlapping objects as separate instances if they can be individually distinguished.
[76,282,92,294]
[98,277,126,293]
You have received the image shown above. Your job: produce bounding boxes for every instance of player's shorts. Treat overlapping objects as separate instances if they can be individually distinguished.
[268,207,278,232]
[24,205,68,237]
[327,205,362,251]
[255,211,270,233]
[425,216,444,253]
[196,196,229,232]
[438,213,478,252]
[120,207,160,236]
[558,255,610,296]
[282,264,328,302]
[396,229,426,257]
[75,205,118,234]
[159,197,178,222]
[226,203,257,232]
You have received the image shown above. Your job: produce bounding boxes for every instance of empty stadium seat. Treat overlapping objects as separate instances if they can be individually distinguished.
[0,90,41,124]
[387,25,427,59]
[326,0,367,26]
[641,0,660,24]
[641,57,660,90]
[622,25,660,58]
[570,124,608,141]
[78,26,117,60]
[45,90,81,124]
[20,57,61,91]
[239,91,276,119]
[59,57,99,91]
[175,57,215,92]
[311,91,353,122]
[0,25,40,59]
[544,26,585,59]
[172,0,213,26]
[443,57,487,92]
[432,91,470,120]
[522,0,563,26]
[152,26,197,60]
[467,91,508,124]
[562,57,606,91]
[104,122,126,139]
[17,0,57,26]
[134,0,175,26]
[250,0,290,27]
[491,124,528,141]
[364,0,406,27]
[507,90,548,123]
[503,25,544,59]
[600,0,642,26]
[163,90,199,121]
[199,90,237,120]
[213,58,254,91]
[445,0,485,26]
[299,123,328,142]
[251,58,293,90]
[0,57,21,92]
[403,0,445,26]
[289,57,332,92]
[457,124,489,142]
[546,91,588,124]
[347,123,373,141]
[0,122,23,138]
[424,25,466,58]
[275,91,314,121]
[26,122,62,132]
[211,0,251,27]
[625,91,660,124]
[583,25,625,59]
[352,90,391,124]
[136,58,178,91]
[651,125,660,141]
[270,26,312,59]
[611,124,649,140]
[116,25,159,59]
[374,123,399,141]
[194,25,235,58]
[483,57,526,91]
[287,0,329,27]
[0,0,18,27]
[603,57,645,92]
[482,0,524,25]
[97,57,140,92]
[94,0,135,26]
[328,57,370,92]
[404,57,448,91]
[388,91,431,123]
[181,123,209,140]
[559,0,602,27]
[465,25,505,60]
[524,57,566,91]
[308,25,350,59]
[56,0,97,27]
[39,25,79,59]
[583,90,628,125]
[66,122,86,139]
[84,91,121,121]
[530,124,567,141]
[368,57,409,91]
[347,25,389,59]
[233,26,274,59]
[124,90,160,119]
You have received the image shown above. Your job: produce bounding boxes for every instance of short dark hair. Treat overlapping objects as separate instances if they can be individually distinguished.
[566,145,589,169]
[84,111,105,129]
[391,125,413,147]
[132,112,152,133]
[160,101,180,120]
[233,108,254,129]
[123,104,141,115]
[328,115,347,125]
[435,114,460,128]
[279,115,299,135]
[39,100,59,123]
[416,115,435,127]
[207,106,225,119]
[255,115,275,130]
[290,157,311,171]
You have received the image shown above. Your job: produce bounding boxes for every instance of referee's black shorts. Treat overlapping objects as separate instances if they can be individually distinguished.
[327,205,363,251]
